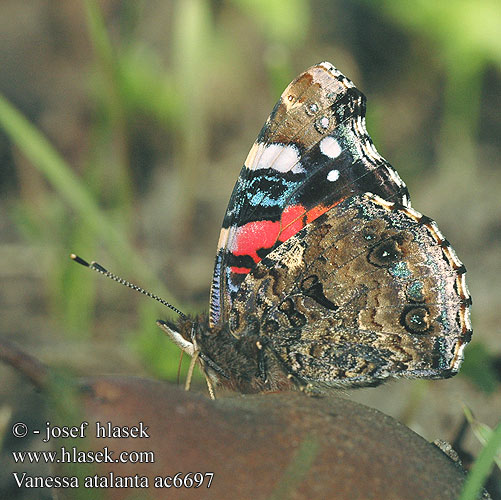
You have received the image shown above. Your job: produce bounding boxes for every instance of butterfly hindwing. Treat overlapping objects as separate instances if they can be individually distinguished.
[228,193,471,387]
[210,62,410,328]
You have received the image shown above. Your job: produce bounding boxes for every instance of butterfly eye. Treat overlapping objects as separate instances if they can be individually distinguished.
[401,306,431,334]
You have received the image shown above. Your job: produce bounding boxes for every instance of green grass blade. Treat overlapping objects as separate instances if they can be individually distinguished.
[458,421,501,500]
[0,93,177,306]
[0,94,101,220]
[464,406,501,469]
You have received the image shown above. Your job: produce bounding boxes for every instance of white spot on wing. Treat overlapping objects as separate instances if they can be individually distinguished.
[319,117,330,129]
[327,169,340,182]
[217,227,230,250]
[249,143,304,174]
[320,136,342,159]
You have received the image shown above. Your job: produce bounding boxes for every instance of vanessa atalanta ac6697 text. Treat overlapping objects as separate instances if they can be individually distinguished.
[75,62,472,398]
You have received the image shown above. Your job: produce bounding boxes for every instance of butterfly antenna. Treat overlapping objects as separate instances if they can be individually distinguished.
[70,254,187,320]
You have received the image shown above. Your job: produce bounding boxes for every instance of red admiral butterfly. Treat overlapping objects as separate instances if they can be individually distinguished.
[74,62,472,398]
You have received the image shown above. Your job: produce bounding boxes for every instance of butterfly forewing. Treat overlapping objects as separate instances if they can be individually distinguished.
[210,62,410,328]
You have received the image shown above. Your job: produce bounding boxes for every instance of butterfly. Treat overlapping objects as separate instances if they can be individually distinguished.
[75,62,472,398]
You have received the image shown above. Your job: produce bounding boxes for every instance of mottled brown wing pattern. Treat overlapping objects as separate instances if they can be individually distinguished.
[228,194,471,388]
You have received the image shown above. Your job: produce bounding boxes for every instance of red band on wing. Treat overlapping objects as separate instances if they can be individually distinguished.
[229,202,338,273]
[231,219,282,263]
[278,205,307,242]
[306,203,333,223]
[230,266,252,274]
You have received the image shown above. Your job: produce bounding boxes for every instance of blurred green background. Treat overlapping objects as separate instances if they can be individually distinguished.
[0,0,500,498]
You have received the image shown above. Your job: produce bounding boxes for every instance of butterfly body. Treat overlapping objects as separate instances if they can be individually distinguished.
[159,62,471,396]
[166,315,295,394]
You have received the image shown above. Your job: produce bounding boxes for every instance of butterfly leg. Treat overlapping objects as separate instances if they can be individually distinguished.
[184,350,199,392]
[204,373,216,400]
